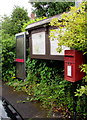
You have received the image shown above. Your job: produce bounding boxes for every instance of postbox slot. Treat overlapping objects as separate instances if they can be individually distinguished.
[65,55,74,57]
[64,57,75,62]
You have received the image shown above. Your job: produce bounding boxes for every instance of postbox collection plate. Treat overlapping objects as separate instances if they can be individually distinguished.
[67,65,72,77]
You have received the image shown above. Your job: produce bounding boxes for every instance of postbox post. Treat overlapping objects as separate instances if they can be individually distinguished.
[72,82,78,120]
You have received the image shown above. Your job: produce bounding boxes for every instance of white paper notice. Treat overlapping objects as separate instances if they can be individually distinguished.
[67,66,72,77]
[50,29,70,55]
[32,32,45,55]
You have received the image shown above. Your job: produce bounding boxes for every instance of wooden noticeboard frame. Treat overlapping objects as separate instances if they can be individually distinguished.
[28,26,69,61]
[26,15,70,61]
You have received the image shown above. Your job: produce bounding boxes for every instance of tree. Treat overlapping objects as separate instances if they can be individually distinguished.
[1,15,13,35]
[2,6,30,35]
[31,2,75,17]
[11,6,29,35]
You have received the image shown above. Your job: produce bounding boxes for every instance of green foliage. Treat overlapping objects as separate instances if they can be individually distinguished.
[1,6,29,36]
[1,16,13,35]
[75,64,87,96]
[1,6,29,80]
[11,6,29,22]
[22,16,47,31]
[50,1,87,94]
[75,86,87,96]
[7,56,74,117]
[50,1,87,52]
[7,55,87,118]
[81,64,87,76]
[31,2,75,17]
[2,1,87,118]
[49,1,87,117]
[11,6,29,35]
[2,31,16,81]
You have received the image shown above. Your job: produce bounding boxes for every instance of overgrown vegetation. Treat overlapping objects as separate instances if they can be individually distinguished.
[31,2,75,17]
[22,16,47,32]
[2,31,15,81]
[1,6,29,81]
[7,57,75,118]
[49,1,87,118]
[2,6,29,36]
[50,1,87,96]
[1,1,87,119]
[7,55,87,119]
[50,1,87,52]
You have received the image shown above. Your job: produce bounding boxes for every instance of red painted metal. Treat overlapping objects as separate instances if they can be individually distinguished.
[64,50,85,82]
[15,59,24,63]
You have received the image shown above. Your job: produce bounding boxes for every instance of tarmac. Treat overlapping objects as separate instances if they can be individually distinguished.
[2,81,63,120]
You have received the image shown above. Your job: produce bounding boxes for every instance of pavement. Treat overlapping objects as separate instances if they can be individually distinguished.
[2,81,64,120]
[2,81,49,119]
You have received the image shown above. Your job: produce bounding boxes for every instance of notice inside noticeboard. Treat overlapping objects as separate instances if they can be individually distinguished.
[32,32,46,55]
[50,29,70,56]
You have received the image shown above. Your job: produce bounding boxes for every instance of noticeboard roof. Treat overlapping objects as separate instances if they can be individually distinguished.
[26,14,62,31]
[15,32,29,37]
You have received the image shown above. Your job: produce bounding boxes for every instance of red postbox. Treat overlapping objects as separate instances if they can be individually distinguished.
[64,50,85,82]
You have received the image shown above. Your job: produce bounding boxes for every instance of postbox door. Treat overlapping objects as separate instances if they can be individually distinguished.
[15,32,26,80]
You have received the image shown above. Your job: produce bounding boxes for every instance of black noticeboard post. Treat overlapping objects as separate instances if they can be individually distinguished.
[72,82,78,120]
[15,32,26,80]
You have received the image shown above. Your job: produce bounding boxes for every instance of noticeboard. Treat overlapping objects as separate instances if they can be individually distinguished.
[15,32,26,80]
[29,27,70,61]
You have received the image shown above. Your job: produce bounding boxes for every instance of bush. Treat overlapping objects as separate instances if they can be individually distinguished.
[2,32,16,81]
